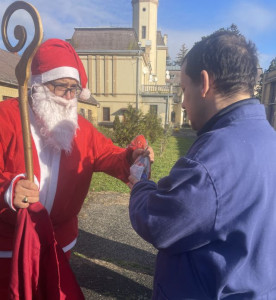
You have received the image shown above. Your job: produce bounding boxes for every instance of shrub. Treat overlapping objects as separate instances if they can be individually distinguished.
[113,105,164,147]
[140,112,163,144]
[113,106,144,147]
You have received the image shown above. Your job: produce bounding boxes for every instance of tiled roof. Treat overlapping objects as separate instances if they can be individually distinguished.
[79,95,98,106]
[0,48,20,85]
[156,31,165,46]
[69,28,139,51]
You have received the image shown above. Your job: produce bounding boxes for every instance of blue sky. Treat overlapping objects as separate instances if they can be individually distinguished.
[1,0,276,70]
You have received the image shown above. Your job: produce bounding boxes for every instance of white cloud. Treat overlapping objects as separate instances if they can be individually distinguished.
[162,27,275,70]
[0,0,132,44]
[228,2,276,34]
[162,28,214,61]
[40,0,131,28]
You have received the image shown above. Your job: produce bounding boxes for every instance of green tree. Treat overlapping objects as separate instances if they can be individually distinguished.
[113,105,143,147]
[223,23,241,35]
[201,23,241,41]
[141,112,163,144]
[174,43,188,66]
[255,73,263,100]
[113,105,164,147]
[166,54,173,66]
[255,57,276,100]
[266,57,276,72]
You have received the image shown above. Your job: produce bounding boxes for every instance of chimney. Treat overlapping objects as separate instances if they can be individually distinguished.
[163,34,168,46]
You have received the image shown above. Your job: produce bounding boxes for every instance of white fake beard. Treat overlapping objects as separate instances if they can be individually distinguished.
[31,85,79,154]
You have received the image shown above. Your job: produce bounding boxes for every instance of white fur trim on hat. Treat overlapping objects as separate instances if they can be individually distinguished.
[79,88,91,101]
[31,66,80,85]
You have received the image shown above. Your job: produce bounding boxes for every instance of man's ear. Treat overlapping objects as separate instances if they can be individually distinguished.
[200,70,210,98]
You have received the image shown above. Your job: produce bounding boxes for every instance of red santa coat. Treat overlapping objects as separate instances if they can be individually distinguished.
[0,98,132,252]
[10,202,84,299]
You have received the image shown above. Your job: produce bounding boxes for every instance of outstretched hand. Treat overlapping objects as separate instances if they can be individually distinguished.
[132,146,154,163]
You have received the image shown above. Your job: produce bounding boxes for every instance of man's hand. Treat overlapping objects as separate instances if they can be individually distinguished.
[128,146,154,190]
[132,146,154,163]
[13,179,39,209]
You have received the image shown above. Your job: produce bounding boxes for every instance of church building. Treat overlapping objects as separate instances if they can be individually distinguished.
[68,0,176,127]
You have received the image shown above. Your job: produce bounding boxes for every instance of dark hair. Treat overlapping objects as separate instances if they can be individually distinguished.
[184,31,258,96]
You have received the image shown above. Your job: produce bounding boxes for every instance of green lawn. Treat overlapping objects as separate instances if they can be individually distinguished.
[90,135,196,193]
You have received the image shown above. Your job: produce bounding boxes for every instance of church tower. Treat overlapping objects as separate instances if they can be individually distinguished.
[132,0,158,76]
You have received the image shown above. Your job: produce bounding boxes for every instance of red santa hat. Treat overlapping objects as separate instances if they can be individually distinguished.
[31,38,91,100]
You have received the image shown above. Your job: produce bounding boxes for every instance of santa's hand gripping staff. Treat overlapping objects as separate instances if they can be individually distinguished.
[0,38,152,299]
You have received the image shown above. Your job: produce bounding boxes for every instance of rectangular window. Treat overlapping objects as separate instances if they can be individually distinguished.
[268,83,276,127]
[150,105,158,115]
[103,107,110,121]
[88,109,92,122]
[142,26,146,39]
[171,111,176,123]
[79,108,85,117]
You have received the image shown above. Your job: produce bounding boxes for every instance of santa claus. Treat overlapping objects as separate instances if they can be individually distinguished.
[0,39,151,298]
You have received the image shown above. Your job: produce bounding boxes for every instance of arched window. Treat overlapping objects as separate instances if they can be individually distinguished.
[171,111,175,123]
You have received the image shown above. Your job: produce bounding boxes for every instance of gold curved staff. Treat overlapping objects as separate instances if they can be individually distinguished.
[1,1,43,181]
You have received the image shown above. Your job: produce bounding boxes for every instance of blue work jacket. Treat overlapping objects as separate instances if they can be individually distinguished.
[130,99,276,299]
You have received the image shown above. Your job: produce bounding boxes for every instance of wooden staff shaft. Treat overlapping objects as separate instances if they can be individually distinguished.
[18,85,33,181]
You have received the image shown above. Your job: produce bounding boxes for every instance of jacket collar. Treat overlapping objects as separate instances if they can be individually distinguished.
[197,98,262,136]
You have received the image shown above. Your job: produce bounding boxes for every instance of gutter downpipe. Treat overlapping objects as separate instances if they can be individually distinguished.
[136,47,141,110]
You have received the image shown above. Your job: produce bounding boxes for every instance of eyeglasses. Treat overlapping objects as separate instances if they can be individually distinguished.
[48,81,82,98]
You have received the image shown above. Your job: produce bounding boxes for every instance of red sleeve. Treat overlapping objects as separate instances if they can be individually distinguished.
[0,99,23,222]
[0,143,15,211]
[0,120,18,212]
[91,127,131,183]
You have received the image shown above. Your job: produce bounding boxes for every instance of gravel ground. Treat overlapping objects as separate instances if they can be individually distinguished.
[70,191,157,300]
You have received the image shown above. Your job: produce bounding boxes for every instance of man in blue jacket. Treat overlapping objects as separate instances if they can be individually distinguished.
[128,31,276,299]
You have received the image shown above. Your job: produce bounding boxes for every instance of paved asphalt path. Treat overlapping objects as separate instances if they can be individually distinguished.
[70,191,157,300]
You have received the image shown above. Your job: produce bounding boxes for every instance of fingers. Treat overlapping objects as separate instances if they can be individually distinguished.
[14,194,40,209]
[147,146,154,163]
[14,180,39,200]
[141,147,154,162]
[132,149,144,161]
[16,179,39,191]
[13,179,39,209]
[132,147,155,163]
